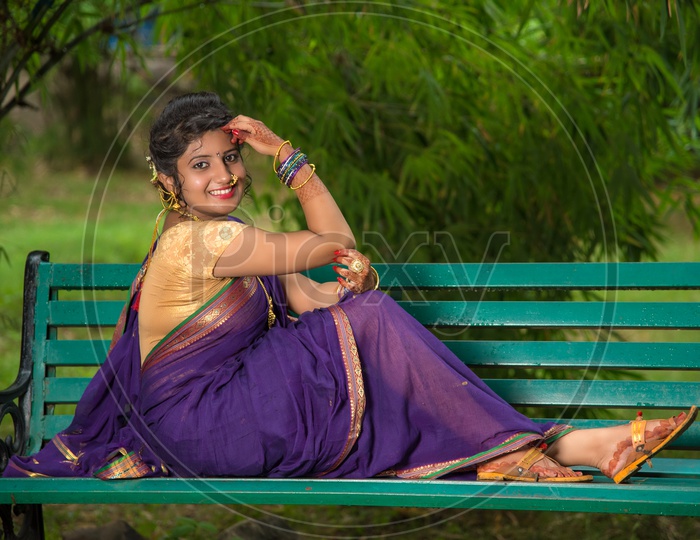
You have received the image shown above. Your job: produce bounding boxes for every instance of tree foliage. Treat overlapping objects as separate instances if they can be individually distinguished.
[0,0,219,122]
[156,0,699,264]
[0,1,225,168]
[2,1,698,264]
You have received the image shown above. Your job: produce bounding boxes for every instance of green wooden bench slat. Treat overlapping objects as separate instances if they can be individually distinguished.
[44,378,91,403]
[47,262,700,291]
[396,262,700,289]
[46,340,111,366]
[634,458,700,478]
[49,263,140,289]
[487,380,700,408]
[43,377,697,410]
[1,477,699,516]
[305,262,700,289]
[47,300,700,329]
[44,262,700,294]
[39,414,699,450]
[400,301,700,328]
[48,301,124,326]
[42,415,73,439]
[46,340,700,369]
[446,341,700,369]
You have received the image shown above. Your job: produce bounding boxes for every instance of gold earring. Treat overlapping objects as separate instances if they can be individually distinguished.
[230,174,239,186]
[158,187,181,211]
[146,156,158,185]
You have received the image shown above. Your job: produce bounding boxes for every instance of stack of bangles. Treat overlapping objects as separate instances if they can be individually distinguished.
[273,140,316,190]
[337,267,381,300]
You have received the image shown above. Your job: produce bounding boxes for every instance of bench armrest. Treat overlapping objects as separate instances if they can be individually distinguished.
[0,251,49,470]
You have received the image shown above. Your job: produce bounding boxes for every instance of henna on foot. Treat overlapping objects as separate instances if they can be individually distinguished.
[477,446,584,479]
[599,408,697,483]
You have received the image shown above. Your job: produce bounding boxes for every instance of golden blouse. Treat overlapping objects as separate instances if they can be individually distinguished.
[138,220,248,362]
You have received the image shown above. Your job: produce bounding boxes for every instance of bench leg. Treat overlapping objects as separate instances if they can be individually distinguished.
[0,504,44,540]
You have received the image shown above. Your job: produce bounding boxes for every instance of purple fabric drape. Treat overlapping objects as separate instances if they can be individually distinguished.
[4,272,163,478]
[5,263,569,480]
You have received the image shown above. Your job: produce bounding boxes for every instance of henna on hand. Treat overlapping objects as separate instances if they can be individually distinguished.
[221,115,285,156]
[295,177,329,204]
[333,249,373,294]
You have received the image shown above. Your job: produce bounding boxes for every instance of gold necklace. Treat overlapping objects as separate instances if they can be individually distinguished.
[256,277,276,328]
[174,208,200,221]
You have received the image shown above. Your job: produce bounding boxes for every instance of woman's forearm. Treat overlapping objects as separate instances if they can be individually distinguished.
[278,144,355,247]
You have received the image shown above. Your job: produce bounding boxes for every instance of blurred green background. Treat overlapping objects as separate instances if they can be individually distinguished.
[1,1,699,538]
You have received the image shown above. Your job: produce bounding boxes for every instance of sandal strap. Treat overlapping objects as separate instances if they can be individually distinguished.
[515,447,544,473]
[631,415,647,451]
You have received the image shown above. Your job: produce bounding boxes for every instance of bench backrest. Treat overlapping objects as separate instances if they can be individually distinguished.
[20,251,700,455]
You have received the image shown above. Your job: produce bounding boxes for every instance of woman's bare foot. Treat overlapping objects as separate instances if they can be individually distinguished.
[477,446,583,479]
[598,411,689,480]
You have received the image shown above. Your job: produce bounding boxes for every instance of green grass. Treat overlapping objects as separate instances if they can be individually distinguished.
[1,166,699,538]
[0,169,158,387]
[36,503,700,540]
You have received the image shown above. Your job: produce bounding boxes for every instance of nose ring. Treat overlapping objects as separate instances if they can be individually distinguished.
[230,174,239,186]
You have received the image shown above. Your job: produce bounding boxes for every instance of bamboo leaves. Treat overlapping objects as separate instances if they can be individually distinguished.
[5,0,695,266]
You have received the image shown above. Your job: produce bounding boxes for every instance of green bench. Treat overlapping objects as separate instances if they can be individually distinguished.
[1,250,699,537]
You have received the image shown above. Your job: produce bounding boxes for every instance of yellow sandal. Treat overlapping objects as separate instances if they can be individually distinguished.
[477,446,593,483]
[613,405,698,484]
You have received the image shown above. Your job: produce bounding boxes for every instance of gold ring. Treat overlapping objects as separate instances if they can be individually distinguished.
[350,259,365,273]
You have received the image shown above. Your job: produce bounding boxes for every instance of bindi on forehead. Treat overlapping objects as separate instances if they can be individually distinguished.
[183,131,236,162]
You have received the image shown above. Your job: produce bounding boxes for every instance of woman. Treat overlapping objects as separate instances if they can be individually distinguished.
[4,92,695,483]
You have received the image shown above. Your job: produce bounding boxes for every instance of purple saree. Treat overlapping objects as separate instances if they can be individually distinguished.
[4,263,571,480]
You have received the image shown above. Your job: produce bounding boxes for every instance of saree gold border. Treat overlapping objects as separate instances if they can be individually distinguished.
[386,424,574,479]
[543,424,575,443]
[316,305,366,477]
[52,434,80,463]
[94,449,152,480]
[387,432,538,479]
[6,461,50,478]
[168,277,257,356]
[142,276,254,371]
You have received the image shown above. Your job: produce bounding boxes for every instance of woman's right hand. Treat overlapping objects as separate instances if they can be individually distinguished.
[333,249,376,294]
[221,115,286,157]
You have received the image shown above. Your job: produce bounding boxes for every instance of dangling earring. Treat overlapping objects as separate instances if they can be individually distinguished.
[230,174,239,186]
[148,188,180,278]
[146,156,182,212]
[160,188,200,222]
[143,156,167,282]
[158,189,181,211]
[146,156,158,185]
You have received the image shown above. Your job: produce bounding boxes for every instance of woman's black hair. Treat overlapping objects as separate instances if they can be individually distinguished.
[148,92,250,201]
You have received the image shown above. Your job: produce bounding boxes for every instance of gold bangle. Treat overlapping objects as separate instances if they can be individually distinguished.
[370,266,380,290]
[273,140,292,172]
[290,164,316,190]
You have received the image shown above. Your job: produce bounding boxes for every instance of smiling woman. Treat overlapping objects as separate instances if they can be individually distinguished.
[3,92,695,485]
[158,131,245,220]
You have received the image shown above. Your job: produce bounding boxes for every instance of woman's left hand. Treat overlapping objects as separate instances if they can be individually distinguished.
[220,115,285,157]
[333,249,377,294]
